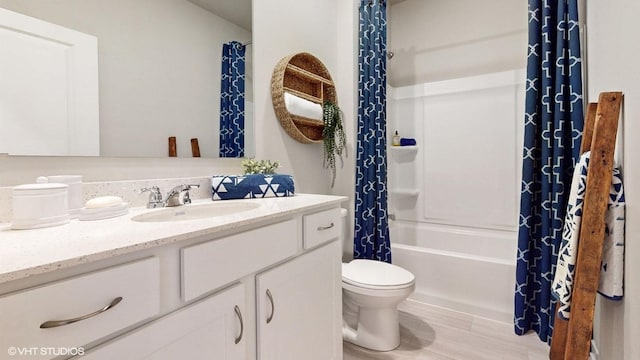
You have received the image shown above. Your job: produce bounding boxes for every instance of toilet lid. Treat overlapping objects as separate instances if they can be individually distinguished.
[342,259,415,288]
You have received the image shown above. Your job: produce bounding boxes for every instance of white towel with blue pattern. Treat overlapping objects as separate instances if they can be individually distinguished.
[551,151,625,320]
[210,174,295,201]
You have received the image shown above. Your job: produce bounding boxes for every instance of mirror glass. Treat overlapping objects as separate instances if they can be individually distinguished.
[0,0,253,158]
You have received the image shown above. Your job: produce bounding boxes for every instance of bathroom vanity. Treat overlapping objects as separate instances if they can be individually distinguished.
[0,194,345,360]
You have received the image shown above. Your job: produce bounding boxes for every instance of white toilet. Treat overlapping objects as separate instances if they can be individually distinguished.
[342,259,415,351]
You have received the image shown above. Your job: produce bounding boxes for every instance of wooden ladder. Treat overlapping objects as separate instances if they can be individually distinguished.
[549,92,623,360]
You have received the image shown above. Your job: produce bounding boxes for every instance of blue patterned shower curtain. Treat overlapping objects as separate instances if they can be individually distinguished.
[354,0,391,263]
[219,41,245,157]
[514,0,584,343]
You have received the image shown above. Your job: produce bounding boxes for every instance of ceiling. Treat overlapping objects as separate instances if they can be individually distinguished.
[187,0,407,31]
[187,0,252,31]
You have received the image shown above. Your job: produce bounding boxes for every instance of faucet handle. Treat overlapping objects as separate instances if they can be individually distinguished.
[136,185,161,196]
[136,186,164,208]
[171,184,200,192]
[181,184,199,205]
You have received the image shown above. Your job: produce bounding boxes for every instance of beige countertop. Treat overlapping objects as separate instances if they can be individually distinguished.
[0,194,346,284]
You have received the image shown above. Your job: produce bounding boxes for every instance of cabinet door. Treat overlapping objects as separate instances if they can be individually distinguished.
[82,283,247,360]
[256,241,342,360]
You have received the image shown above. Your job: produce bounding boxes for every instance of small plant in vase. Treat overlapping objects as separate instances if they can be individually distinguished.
[322,101,347,187]
[241,159,280,175]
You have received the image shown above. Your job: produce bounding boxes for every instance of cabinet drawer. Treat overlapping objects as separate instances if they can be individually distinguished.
[181,219,298,302]
[0,257,160,354]
[303,208,341,249]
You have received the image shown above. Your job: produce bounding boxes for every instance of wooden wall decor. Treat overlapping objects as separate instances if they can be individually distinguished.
[168,136,177,157]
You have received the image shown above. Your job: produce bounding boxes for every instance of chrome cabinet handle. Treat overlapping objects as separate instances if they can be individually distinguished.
[317,222,335,231]
[266,289,275,324]
[40,297,123,329]
[234,305,243,344]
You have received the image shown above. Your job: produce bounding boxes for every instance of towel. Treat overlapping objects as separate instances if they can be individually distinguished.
[400,138,416,146]
[211,174,295,201]
[551,151,625,320]
[284,92,323,120]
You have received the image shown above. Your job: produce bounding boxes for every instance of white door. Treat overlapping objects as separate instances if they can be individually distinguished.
[0,8,99,156]
[82,283,247,360]
[256,241,342,360]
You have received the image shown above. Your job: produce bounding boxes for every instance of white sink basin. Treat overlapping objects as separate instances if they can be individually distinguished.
[131,202,261,222]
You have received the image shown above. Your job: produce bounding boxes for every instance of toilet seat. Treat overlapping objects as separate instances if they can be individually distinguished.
[342,259,415,290]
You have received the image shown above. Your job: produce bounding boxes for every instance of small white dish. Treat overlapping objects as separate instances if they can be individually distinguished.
[79,202,129,221]
[79,196,128,221]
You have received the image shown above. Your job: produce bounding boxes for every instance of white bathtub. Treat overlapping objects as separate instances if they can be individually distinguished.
[390,220,517,323]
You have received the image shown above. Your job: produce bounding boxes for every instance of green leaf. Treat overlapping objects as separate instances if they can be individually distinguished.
[322,101,347,187]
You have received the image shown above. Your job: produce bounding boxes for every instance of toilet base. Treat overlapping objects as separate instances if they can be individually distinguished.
[342,306,400,351]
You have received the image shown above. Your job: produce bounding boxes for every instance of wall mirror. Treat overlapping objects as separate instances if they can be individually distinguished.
[0,0,253,158]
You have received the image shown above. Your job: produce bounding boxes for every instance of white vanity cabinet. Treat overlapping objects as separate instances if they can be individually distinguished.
[180,219,298,303]
[0,197,344,360]
[257,207,343,360]
[256,241,342,360]
[82,283,247,360]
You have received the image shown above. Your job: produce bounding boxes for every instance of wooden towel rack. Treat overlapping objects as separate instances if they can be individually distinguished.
[549,92,623,360]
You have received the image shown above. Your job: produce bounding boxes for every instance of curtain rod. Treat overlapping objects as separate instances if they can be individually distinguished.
[234,41,252,50]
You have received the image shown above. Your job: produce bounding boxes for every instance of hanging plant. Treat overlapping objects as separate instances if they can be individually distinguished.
[322,100,347,187]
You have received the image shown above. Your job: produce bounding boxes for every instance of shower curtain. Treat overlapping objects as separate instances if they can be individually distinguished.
[514,0,584,343]
[354,0,391,263]
[219,41,245,157]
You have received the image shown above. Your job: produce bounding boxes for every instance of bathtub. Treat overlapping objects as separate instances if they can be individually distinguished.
[390,220,517,324]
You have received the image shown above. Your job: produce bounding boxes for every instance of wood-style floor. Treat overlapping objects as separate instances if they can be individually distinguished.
[344,300,550,360]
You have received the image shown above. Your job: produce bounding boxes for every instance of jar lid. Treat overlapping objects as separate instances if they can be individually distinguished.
[13,183,68,195]
[14,183,68,190]
[37,175,83,184]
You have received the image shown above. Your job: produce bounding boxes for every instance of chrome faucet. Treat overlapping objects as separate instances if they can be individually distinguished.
[136,184,200,208]
[164,184,200,207]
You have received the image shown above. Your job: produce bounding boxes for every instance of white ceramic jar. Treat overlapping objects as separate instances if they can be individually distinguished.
[12,183,70,230]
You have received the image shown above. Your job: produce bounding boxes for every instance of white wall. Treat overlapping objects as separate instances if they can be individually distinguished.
[587,1,640,359]
[388,0,527,86]
[332,0,358,259]
[0,0,251,158]
[0,155,242,186]
[253,0,343,195]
